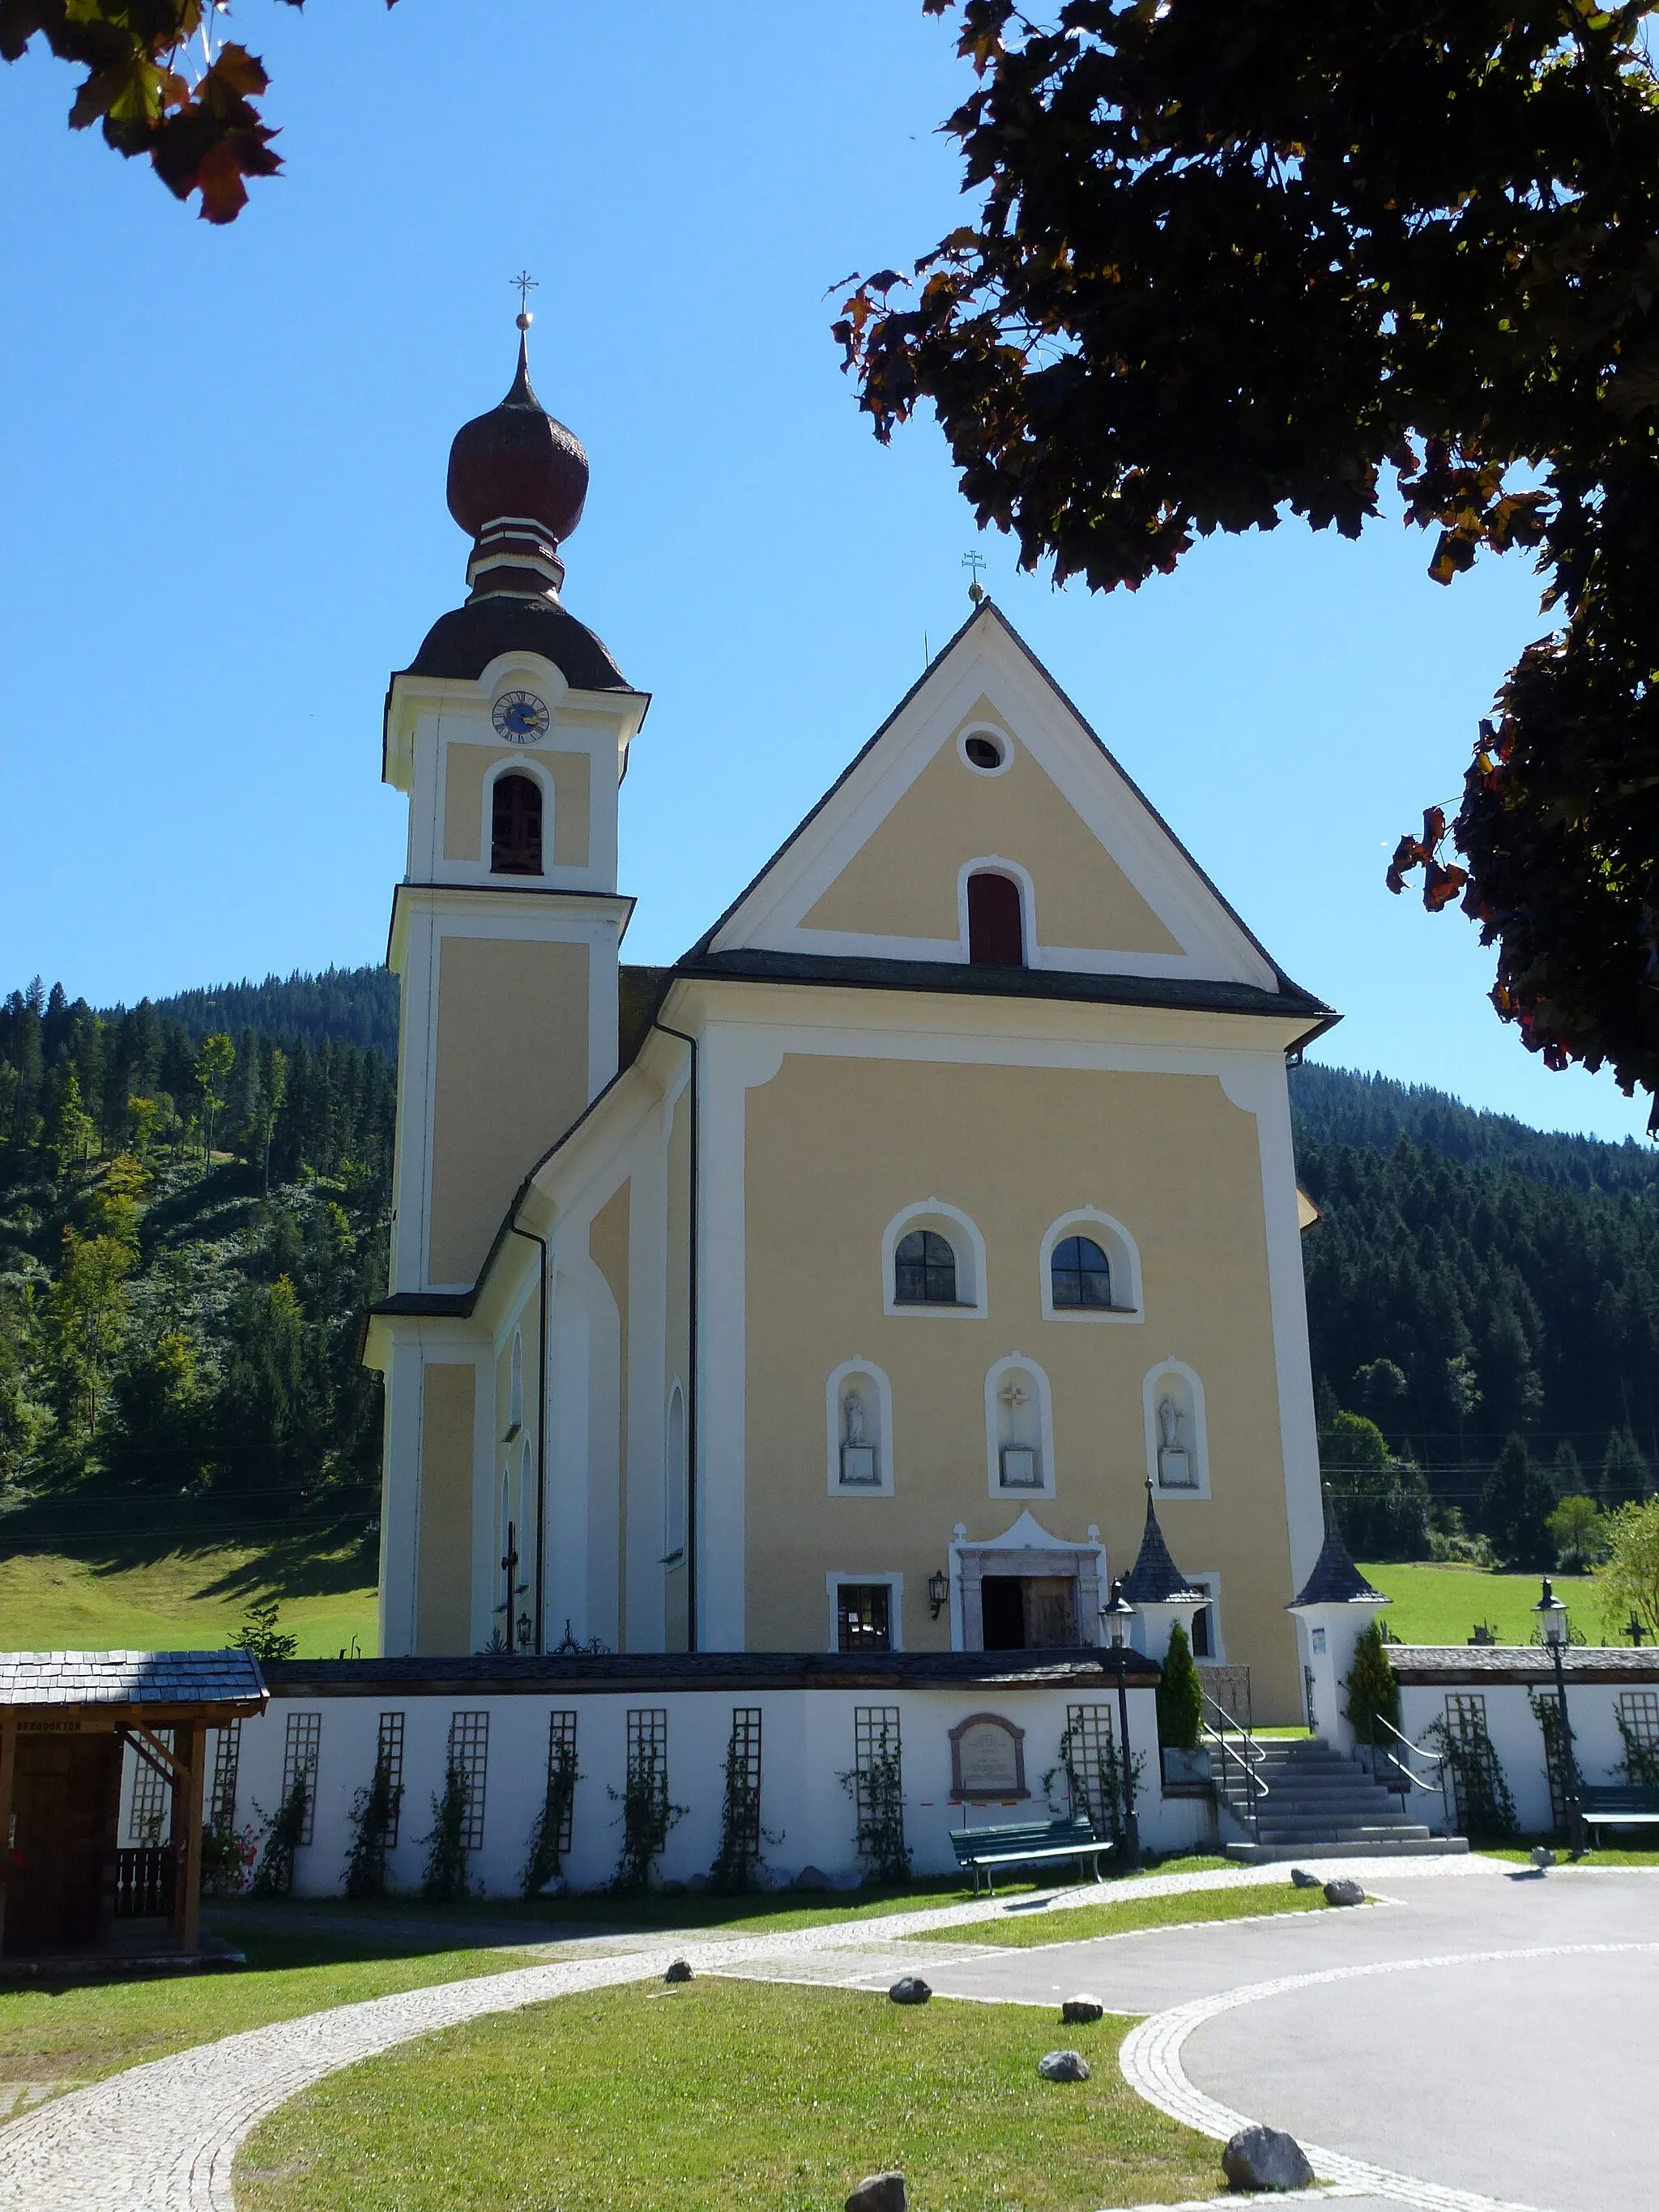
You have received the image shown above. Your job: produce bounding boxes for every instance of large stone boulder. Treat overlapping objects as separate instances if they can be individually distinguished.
[1221,2124,1315,2191]
[663,1958,694,1984]
[889,1975,932,2005]
[1323,1878,1366,1908]
[1289,1866,1321,1890]
[846,2174,906,2212]
[1037,2049,1090,2082]
[1060,1995,1104,2024]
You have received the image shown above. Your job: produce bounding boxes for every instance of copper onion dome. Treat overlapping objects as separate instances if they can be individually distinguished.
[446,326,589,560]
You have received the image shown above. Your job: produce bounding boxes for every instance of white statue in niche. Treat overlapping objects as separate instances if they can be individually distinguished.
[1158,1392,1193,1488]
[840,1381,878,1485]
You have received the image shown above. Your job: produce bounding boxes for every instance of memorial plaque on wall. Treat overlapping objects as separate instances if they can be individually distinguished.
[950,1713,1026,1799]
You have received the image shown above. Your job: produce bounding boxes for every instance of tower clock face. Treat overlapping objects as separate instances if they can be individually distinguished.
[493,690,550,744]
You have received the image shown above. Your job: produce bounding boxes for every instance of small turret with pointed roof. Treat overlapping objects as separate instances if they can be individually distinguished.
[1290,1491,1388,1609]
[1121,1480,1207,1606]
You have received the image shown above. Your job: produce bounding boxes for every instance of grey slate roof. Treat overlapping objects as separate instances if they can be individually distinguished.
[0,1649,267,1709]
[262,1647,1162,1697]
[1120,1487,1207,1605]
[1290,1506,1388,1608]
[1388,1643,1659,1686]
[404,596,633,691]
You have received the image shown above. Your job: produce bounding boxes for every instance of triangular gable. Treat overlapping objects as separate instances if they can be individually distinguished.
[699,603,1286,991]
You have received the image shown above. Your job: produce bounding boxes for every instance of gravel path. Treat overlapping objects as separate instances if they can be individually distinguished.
[0,1856,1493,2212]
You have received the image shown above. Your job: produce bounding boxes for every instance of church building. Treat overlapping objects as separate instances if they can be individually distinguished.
[362,326,1339,1724]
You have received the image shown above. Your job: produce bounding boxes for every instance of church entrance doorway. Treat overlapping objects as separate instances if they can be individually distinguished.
[953,1513,1105,1652]
[980,1575,1079,1651]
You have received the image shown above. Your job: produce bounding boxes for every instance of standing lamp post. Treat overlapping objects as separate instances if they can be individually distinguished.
[1534,1577,1586,1855]
[1100,1579,1141,1865]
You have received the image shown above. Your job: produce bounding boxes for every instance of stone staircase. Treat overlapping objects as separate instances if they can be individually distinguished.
[1214,1735,1469,1862]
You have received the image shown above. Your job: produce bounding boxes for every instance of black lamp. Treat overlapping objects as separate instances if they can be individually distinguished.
[927,1568,950,1621]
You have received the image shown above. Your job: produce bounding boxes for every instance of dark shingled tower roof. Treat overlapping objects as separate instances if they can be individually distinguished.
[1120,1482,1207,1605]
[1290,1497,1388,1609]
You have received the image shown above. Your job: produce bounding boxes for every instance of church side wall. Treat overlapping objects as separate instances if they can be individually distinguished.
[737,1047,1304,1722]
[429,936,590,1284]
[663,1080,693,1652]
[416,1363,477,1654]
[590,1183,633,1649]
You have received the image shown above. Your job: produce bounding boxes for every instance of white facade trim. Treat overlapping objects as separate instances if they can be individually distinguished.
[1038,1205,1145,1323]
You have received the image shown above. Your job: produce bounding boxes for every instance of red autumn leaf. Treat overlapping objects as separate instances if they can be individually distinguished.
[1422,860,1468,913]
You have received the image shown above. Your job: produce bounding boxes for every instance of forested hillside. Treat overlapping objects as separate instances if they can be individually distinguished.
[0,974,395,1563]
[1289,1063,1658,1567]
[1,961,1653,1583]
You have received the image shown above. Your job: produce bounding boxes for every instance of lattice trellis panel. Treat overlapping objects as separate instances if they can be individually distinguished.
[1064,1703,1115,1835]
[378,1712,407,1849]
[449,1711,490,1851]
[547,1711,578,1854]
[282,1712,322,1847]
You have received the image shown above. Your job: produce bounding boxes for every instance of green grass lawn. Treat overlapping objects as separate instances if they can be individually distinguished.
[919,1880,1330,1948]
[1482,1840,1659,1869]
[0,1549,377,1656]
[0,1923,518,2100]
[237,1976,1220,2212]
[1358,1558,1600,1646]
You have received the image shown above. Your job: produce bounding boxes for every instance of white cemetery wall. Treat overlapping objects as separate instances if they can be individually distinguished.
[1396,1670,1653,1838]
[224,1681,1198,1898]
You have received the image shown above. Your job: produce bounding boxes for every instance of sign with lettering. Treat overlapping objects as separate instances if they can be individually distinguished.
[949,1712,1027,1800]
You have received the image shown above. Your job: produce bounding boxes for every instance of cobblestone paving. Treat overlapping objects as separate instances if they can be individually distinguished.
[0,1856,1493,2212]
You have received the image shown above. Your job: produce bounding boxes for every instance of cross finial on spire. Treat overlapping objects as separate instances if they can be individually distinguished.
[511,268,539,330]
[962,548,987,604]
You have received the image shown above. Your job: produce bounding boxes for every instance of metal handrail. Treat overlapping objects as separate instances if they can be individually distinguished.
[1200,1690,1268,1837]
[1363,1713,1448,1793]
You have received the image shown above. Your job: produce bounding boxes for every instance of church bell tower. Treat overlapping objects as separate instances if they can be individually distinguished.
[380,315,649,1298]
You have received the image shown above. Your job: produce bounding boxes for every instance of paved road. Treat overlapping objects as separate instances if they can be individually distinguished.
[1,1855,1631,2212]
[825,1866,1659,2212]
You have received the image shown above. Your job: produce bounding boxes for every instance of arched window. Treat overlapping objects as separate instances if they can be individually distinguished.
[1051,1235,1111,1311]
[665,1383,687,1562]
[966,871,1024,966]
[491,773,543,875]
[895,1228,957,1305]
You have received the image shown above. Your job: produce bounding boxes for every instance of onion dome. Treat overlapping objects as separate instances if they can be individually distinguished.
[445,320,589,604]
[398,316,633,693]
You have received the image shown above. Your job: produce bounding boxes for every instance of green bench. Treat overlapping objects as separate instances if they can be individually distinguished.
[1578,1784,1659,1835]
[948,1814,1112,1894]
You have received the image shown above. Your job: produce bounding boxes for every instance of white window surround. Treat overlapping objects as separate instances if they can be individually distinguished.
[1143,1357,1211,1500]
[507,1329,524,1435]
[825,1571,905,1653]
[983,1353,1058,1500]
[881,1199,987,1319]
[956,855,1036,962]
[1038,1208,1144,1323]
[825,1357,896,1498]
[480,755,554,875]
[957,723,1015,777]
[1187,1571,1226,1663]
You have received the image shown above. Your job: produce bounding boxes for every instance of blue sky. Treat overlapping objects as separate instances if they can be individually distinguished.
[0,1,1648,1141]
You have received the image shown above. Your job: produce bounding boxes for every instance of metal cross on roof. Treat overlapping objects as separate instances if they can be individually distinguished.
[511,269,539,316]
[962,548,987,603]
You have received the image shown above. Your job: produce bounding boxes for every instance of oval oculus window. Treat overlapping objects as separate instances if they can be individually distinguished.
[962,731,1008,772]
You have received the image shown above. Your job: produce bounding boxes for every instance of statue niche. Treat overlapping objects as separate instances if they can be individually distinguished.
[1157,1391,1194,1489]
[838,1379,879,1486]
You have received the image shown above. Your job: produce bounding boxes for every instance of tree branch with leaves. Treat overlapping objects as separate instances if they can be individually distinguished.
[840,0,1659,1122]
[1,0,399,223]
